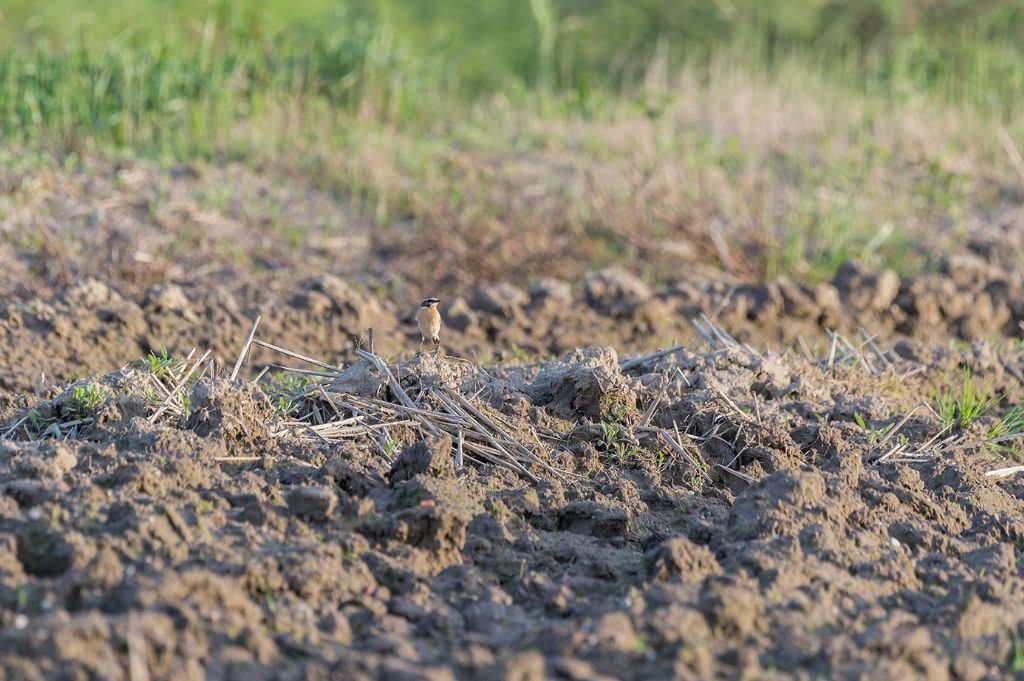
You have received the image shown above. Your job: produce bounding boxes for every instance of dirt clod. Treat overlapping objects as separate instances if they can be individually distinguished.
[389,436,455,482]
[584,267,652,316]
[526,346,636,421]
[286,486,338,521]
[644,536,719,582]
[186,379,274,445]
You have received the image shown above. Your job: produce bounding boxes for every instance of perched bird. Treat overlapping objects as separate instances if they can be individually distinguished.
[416,297,442,354]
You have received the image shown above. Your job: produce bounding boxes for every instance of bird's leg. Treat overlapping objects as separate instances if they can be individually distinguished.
[433,336,441,356]
[418,337,425,355]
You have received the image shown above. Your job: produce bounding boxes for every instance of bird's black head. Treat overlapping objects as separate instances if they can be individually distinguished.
[420,297,441,308]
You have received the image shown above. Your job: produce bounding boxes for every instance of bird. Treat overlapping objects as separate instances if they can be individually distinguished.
[415,297,442,355]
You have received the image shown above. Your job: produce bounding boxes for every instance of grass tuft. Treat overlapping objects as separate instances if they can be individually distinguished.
[934,369,997,433]
[987,405,1024,455]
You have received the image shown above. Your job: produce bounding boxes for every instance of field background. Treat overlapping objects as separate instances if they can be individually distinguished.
[6,4,1024,680]
[3,0,1024,289]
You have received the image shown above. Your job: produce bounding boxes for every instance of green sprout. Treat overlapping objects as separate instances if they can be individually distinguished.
[854,412,895,444]
[599,406,639,464]
[142,347,174,379]
[933,369,998,432]
[70,383,107,414]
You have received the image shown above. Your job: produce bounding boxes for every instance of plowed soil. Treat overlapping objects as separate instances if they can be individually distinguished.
[2,159,1024,680]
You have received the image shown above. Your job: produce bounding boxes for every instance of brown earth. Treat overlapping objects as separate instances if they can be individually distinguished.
[1,158,1024,679]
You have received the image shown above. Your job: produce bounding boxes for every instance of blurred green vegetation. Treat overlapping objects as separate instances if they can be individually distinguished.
[3,0,1024,94]
[0,0,1021,283]
[0,0,1020,153]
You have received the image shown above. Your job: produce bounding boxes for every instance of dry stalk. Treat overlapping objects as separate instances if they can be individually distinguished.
[266,345,556,483]
[148,349,212,423]
[254,339,340,373]
[638,383,667,429]
[711,384,754,423]
[640,425,713,483]
[714,463,757,484]
[270,365,342,378]
[985,464,1024,478]
[230,316,261,381]
[620,344,686,372]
